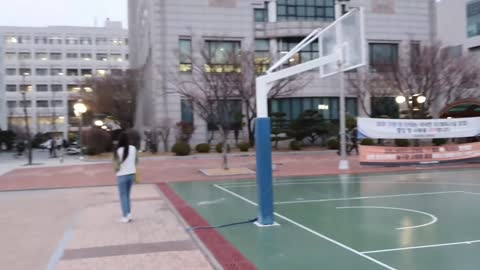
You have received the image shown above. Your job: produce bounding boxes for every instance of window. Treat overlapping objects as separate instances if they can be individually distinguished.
[96,53,108,61]
[111,38,124,46]
[20,84,33,92]
[110,53,123,62]
[277,0,335,21]
[371,97,399,119]
[80,53,92,60]
[48,37,62,45]
[279,37,319,65]
[19,100,32,108]
[35,68,48,76]
[35,36,48,44]
[65,37,78,45]
[96,37,108,45]
[254,8,268,22]
[66,69,79,76]
[51,85,63,92]
[66,53,78,59]
[111,69,123,76]
[181,100,194,124]
[179,39,192,72]
[468,1,480,37]
[255,39,270,74]
[6,85,17,92]
[19,68,31,76]
[7,101,17,108]
[81,69,93,77]
[5,52,16,60]
[6,68,17,76]
[80,37,92,45]
[125,38,129,45]
[50,53,62,60]
[5,36,18,44]
[205,40,241,72]
[17,36,31,44]
[207,100,242,131]
[36,84,48,92]
[369,43,399,72]
[36,100,49,108]
[35,52,48,60]
[96,69,107,76]
[51,68,63,76]
[19,52,31,60]
[52,100,63,107]
[67,84,81,92]
[270,97,358,121]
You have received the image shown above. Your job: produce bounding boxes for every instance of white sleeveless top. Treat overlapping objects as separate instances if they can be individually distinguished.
[116,145,137,176]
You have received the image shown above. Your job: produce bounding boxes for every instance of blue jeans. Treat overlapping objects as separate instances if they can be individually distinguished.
[117,174,134,217]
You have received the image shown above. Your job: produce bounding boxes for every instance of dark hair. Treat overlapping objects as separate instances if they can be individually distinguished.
[115,132,130,162]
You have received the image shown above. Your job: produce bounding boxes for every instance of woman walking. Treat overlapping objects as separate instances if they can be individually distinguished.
[114,133,137,223]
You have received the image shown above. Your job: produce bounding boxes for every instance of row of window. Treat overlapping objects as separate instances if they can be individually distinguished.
[254,0,335,22]
[4,52,127,62]
[6,84,92,93]
[4,36,127,46]
[5,68,122,77]
[468,1,480,37]
[7,100,63,108]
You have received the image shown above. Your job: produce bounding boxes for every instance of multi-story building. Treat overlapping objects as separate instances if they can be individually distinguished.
[129,0,437,148]
[0,20,128,136]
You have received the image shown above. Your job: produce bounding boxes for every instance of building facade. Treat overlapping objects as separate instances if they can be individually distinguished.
[129,0,436,148]
[0,20,128,136]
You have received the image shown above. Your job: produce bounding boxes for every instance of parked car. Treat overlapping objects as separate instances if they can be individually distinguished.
[66,146,81,155]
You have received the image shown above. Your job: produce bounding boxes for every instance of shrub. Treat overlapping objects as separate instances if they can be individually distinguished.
[237,142,250,152]
[195,143,210,153]
[83,128,112,155]
[360,138,375,146]
[171,142,191,156]
[175,121,195,143]
[0,130,16,150]
[216,143,230,153]
[289,140,303,151]
[395,139,410,147]
[327,138,340,150]
[432,138,448,146]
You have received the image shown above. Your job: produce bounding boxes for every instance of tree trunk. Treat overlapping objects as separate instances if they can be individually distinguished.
[220,128,229,170]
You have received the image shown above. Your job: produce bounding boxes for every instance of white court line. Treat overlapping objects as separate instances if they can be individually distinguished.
[337,206,438,230]
[217,170,480,188]
[362,240,480,254]
[213,184,398,270]
[275,191,463,205]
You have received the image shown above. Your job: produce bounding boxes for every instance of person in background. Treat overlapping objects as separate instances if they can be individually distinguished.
[113,132,138,223]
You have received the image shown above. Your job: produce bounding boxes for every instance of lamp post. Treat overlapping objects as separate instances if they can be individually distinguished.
[74,100,87,159]
[396,94,427,118]
[21,72,33,165]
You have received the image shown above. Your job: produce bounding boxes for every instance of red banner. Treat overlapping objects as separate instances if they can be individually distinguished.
[359,142,480,165]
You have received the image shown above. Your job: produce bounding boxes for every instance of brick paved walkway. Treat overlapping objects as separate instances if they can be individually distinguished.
[0,152,479,191]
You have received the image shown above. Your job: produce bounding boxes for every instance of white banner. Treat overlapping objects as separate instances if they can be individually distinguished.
[358,117,480,139]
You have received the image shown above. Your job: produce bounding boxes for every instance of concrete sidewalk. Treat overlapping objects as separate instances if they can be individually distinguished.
[0,184,214,270]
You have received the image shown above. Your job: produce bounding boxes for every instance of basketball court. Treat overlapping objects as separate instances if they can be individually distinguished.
[167,168,480,270]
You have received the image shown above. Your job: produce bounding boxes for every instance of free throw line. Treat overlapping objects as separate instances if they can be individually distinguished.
[213,184,397,270]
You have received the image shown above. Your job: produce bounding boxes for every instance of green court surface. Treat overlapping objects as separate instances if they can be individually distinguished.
[170,169,480,270]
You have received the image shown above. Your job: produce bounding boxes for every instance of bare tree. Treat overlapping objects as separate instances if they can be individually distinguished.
[349,42,480,118]
[79,69,139,129]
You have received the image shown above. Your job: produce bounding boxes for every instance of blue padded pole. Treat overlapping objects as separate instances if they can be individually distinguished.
[255,117,274,225]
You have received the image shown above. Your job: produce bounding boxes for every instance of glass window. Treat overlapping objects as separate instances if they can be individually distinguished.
[279,37,318,65]
[81,69,93,77]
[80,53,92,60]
[468,1,480,37]
[207,100,242,131]
[96,69,107,77]
[80,37,92,45]
[277,0,335,21]
[269,97,356,121]
[66,53,78,59]
[52,100,63,107]
[5,36,18,44]
[51,85,63,92]
[6,68,17,76]
[50,53,62,60]
[66,69,79,76]
[67,84,81,92]
[48,37,62,45]
[369,43,398,72]
[36,84,48,92]
[111,38,124,46]
[7,101,17,108]
[371,97,399,119]
[179,39,192,72]
[181,100,194,124]
[18,36,31,44]
[95,37,108,45]
[35,36,48,44]
[5,52,16,60]
[205,40,241,72]
[19,52,31,60]
[35,52,48,60]
[36,100,49,108]
[35,68,48,76]
[19,68,31,76]
[110,53,123,62]
[254,8,267,22]
[255,39,270,74]
[6,85,17,92]
[20,84,33,92]
[111,69,122,76]
[96,53,108,61]
[51,68,63,76]
[19,100,32,108]
[65,37,78,45]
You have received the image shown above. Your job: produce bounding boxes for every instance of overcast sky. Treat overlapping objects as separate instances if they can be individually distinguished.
[0,0,128,28]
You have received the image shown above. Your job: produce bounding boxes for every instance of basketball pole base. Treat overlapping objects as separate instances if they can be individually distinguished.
[339,159,350,170]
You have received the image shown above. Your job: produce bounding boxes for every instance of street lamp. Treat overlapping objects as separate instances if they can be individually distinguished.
[74,100,87,159]
[396,94,427,116]
[94,120,104,127]
[21,71,33,165]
